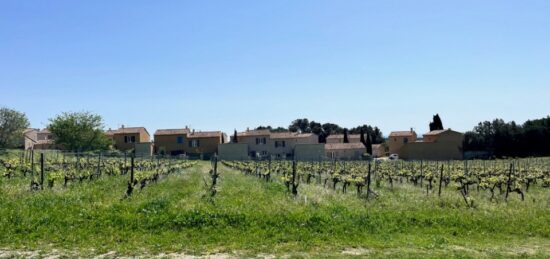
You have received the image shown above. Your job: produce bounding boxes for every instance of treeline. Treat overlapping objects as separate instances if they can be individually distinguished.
[464,116,550,157]
[255,118,384,144]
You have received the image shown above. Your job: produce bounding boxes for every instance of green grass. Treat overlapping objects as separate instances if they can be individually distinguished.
[0,161,549,258]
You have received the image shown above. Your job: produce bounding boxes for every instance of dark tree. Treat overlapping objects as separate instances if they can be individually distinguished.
[366,134,373,155]
[343,128,349,143]
[289,118,310,133]
[429,114,444,131]
[349,125,384,144]
[233,129,238,143]
[360,128,365,144]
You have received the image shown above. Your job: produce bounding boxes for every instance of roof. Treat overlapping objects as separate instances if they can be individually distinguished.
[237,129,271,137]
[270,132,315,139]
[106,127,149,136]
[423,129,460,136]
[326,134,361,140]
[154,128,190,136]
[187,131,222,138]
[389,131,416,137]
[325,143,366,150]
[23,128,38,134]
[38,128,51,134]
[35,139,54,145]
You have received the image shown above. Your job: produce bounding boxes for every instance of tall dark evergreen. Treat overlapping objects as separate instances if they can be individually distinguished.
[360,128,365,144]
[366,134,373,155]
[343,128,349,143]
[429,114,444,131]
[233,129,238,143]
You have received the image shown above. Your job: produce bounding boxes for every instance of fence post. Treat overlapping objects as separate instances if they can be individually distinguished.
[31,149,35,176]
[40,153,44,190]
[130,155,135,184]
[366,162,372,199]
[438,164,444,197]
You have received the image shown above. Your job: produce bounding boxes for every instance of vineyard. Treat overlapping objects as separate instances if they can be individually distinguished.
[0,150,549,257]
[223,158,550,206]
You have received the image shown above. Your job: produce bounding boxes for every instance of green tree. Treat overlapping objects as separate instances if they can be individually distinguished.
[48,111,112,151]
[429,114,444,131]
[0,107,30,148]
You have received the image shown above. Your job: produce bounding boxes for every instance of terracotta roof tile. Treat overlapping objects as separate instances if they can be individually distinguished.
[389,131,416,137]
[270,132,314,139]
[237,129,271,137]
[154,129,190,136]
[188,131,222,138]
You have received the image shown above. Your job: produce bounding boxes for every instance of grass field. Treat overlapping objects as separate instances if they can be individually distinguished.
[1,161,549,258]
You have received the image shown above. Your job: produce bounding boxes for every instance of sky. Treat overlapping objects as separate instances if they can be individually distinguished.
[1,0,549,138]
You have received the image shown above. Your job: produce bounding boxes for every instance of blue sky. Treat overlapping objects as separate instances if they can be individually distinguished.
[1,1,549,137]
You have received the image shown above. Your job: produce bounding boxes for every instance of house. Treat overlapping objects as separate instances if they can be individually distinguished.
[268,132,318,159]
[222,129,319,159]
[325,143,366,160]
[185,131,226,158]
[399,129,464,160]
[325,134,362,144]
[234,129,272,158]
[23,128,38,150]
[154,128,191,156]
[388,130,417,155]
[154,128,226,158]
[106,126,151,152]
[24,128,59,150]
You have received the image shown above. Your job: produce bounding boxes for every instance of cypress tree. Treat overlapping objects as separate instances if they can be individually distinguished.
[343,128,349,143]
[233,129,238,143]
[366,134,373,155]
[360,128,365,144]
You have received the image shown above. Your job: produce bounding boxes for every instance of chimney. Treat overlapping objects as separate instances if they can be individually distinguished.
[410,127,413,133]
[121,125,125,129]
[246,127,249,132]
[192,129,195,134]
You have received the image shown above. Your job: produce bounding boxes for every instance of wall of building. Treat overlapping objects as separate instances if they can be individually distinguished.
[184,136,221,155]
[154,134,188,155]
[400,141,463,160]
[112,133,141,151]
[388,135,417,155]
[294,144,325,161]
[135,142,153,157]
[238,135,271,157]
[218,143,249,160]
[267,135,318,158]
[326,148,365,160]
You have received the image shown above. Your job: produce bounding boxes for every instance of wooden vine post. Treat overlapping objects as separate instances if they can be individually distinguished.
[366,162,372,199]
[438,164,444,197]
[40,153,44,190]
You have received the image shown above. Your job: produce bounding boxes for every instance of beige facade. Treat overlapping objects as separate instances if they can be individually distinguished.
[388,130,417,155]
[235,129,272,157]
[154,128,225,157]
[234,129,319,159]
[135,142,153,157]
[106,127,151,152]
[325,143,366,160]
[372,144,386,158]
[24,128,59,150]
[326,134,362,144]
[218,143,249,160]
[392,129,464,161]
[294,144,325,161]
[154,128,190,155]
[268,132,318,159]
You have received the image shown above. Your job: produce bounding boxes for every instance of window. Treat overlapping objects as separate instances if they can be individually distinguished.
[275,141,286,148]
[403,137,408,144]
[256,137,267,145]
[124,136,128,143]
[130,136,136,143]
[260,151,268,156]
[189,140,200,147]
[177,136,184,144]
